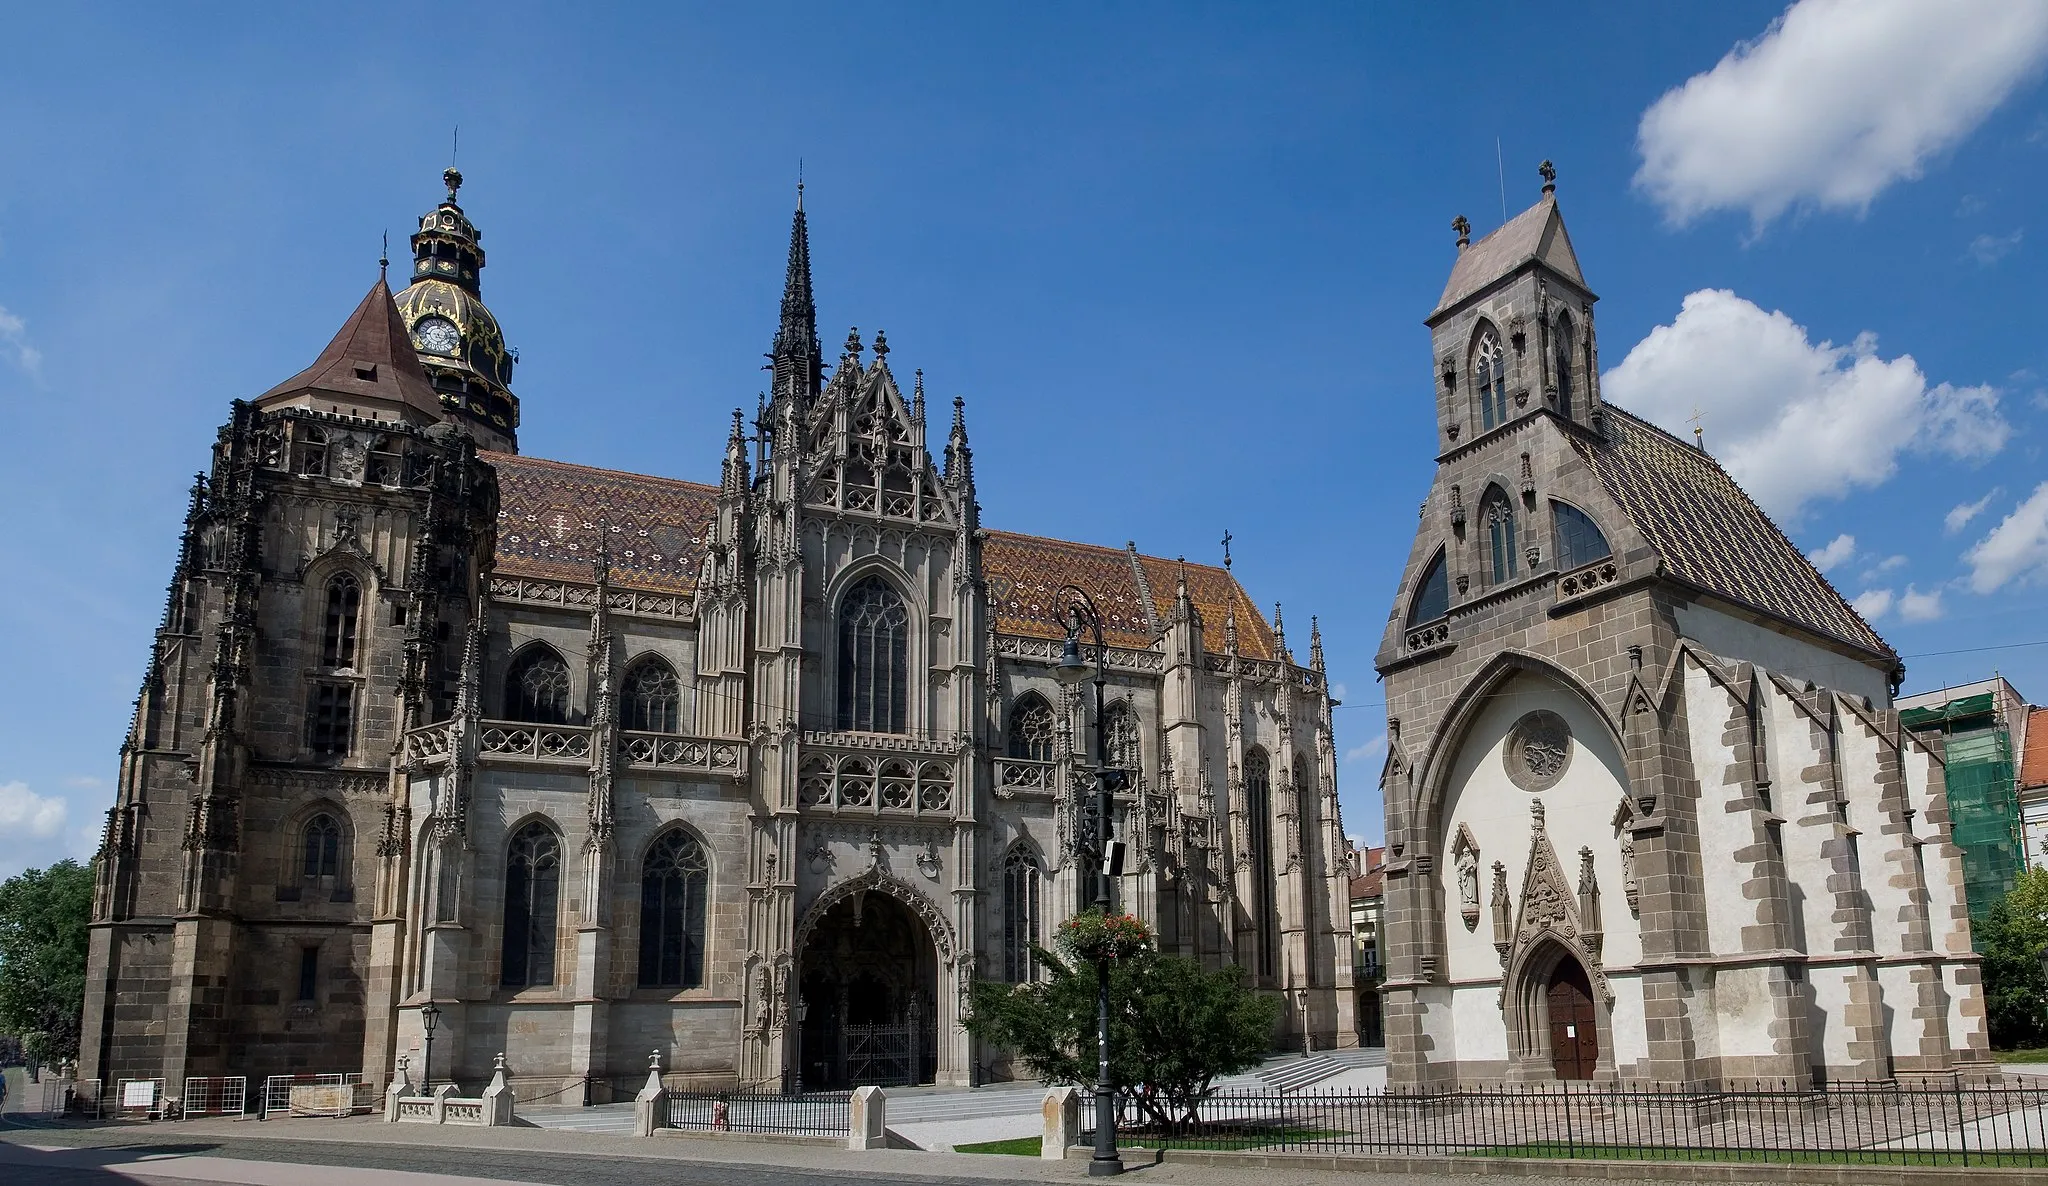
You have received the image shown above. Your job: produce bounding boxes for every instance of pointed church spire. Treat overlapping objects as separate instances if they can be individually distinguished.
[770,185,823,407]
[1309,615,1325,673]
[944,395,974,487]
[722,408,751,493]
[1273,602,1287,657]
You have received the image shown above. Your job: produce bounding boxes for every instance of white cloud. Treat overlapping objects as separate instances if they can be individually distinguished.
[1862,554,1907,578]
[1343,735,1388,765]
[1328,682,1348,702]
[1603,289,2009,519]
[1897,585,1945,622]
[1969,229,2024,265]
[1947,488,2002,534]
[0,305,40,374]
[1851,588,1895,619]
[1634,0,2048,227]
[1964,481,2048,592]
[1807,533,1856,571]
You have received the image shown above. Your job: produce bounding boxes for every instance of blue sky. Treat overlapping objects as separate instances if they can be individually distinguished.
[3,1,2047,877]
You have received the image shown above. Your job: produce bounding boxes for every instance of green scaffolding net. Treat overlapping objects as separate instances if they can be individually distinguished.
[1943,723,2018,932]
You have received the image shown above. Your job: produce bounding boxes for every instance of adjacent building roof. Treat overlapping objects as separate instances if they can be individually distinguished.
[1573,407,1894,662]
[1432,196,1587,320]
[485,455,1281,657]
[257,276,445,421]
[2022,706,2048,789]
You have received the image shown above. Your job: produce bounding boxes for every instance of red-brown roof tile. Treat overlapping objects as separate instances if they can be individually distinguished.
[2022,706,2048,789]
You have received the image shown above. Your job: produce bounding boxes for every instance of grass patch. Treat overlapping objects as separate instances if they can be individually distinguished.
[1463,1143,2046,1167]
[1993,1048,2048,1064]
[955,1136,1043,1156]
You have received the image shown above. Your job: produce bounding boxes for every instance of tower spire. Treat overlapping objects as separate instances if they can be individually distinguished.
[769,183,823,408]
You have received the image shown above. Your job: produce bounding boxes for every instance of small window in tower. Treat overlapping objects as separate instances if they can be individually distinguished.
[1473,327,1508,431]
[1554,313,1576,418]
[353,365,378,382]
[1482,488,1518,584]
[307,683,356,758]
[298,947,319,1002]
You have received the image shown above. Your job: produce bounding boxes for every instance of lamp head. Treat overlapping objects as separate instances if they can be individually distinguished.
[1054,612,1092,685]
[420,1002,441,1036]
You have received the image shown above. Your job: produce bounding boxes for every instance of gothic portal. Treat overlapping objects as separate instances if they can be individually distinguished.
[79,170,1354,1098]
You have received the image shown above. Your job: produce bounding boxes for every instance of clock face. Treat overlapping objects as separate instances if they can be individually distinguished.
[415,316,460,356]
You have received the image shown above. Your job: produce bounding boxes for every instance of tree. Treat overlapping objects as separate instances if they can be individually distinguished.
[1980,867,2048,1050]
[0,860,94,1065]
[964,947,1278,1129]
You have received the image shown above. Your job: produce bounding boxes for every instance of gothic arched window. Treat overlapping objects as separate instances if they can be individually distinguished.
[320,573,361,669]
[837,575,909,733]
[1244,749,1279,979]
[1408,549,1449,625]
[622,656,681,733]
[1553,312,1575,419]
[302,813,343,879]
[1008,693,1056,762]
[1002,843,1043,982]
[1552,501,1612,570]
[502,821,562,988]
[1482,488,1518,585]
[637,829,710,989]
[1473,327,1508,431]
[506,645,571,725]
[1105,701,1141,775]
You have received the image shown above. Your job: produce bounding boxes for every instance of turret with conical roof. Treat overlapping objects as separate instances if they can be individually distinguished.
[392,167,521,451]
[255,273,444,424]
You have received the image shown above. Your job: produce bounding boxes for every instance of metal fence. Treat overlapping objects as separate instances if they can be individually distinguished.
[38,1077,100,1119]
[1078,1080,2048,1167]
[181,1076,247,1117]
[259,1073,371,1119]
[664,1090,852,1137]
[111,1078,166,1120]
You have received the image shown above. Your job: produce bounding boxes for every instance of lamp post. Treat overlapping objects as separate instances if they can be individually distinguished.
[793,997,810,1096]
[1055,586,1125,1178]
[419,1003,442,1095]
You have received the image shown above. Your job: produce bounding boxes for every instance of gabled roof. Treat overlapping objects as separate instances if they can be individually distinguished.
[1432,196,1587,320]
[483,451,1281,656]
[257,276,445,420]
[1573,407,1894,662]
[2022,706,2048,789]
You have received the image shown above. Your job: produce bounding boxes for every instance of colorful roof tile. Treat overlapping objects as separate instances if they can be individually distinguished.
[2022,706,2048,789]
[1574,407,1893,662]
[982,530,1275,659]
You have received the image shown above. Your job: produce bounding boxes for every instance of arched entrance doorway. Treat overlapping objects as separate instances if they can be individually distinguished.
[796,890,939,1089]
[1546,958,1598,1080]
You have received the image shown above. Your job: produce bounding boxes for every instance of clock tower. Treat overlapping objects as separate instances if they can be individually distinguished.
[393,167,521,451]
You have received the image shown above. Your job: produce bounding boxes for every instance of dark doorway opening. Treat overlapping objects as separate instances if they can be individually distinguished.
[796,890,938,1089]
[1546,957,1598,1080]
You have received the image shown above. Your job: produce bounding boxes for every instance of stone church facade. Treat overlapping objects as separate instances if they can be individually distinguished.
[1374,173,1992,1090]
[80,171,1353,1098]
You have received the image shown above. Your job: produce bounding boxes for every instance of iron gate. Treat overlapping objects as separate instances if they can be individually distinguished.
[843,1022,920,1087]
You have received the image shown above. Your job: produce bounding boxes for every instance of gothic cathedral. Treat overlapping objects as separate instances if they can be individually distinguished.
[80,171,1353,1097]
[1375,171,1991,1090]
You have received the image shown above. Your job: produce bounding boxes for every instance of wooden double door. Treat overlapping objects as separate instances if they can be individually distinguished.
[1545,959,1599,1081]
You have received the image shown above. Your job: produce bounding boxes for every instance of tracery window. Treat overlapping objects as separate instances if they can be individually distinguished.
[1002,844,1043,982]
[1552,501,1611,570]
[1483,488,1518,585]
[836,575,908,733]
[1409,550,1449,625]
[1104,701,1142,775]
[1473,327,1508,431]
[295,425,329,476]
[1553,313,1575,419]
[622,656,681,733]
[501,821,562,988]
[302,813,343,879]
[306,683,355,758]
[1245,748,1279,979]
[506,645,571,725]
[320,573,361,669]
[1008,694,1057,762]
[637,829,709,989]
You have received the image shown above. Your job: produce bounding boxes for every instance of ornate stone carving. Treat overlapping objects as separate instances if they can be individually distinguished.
[793,866,957,964]
[1504,710,1572,792]
[1451,823,1480,931]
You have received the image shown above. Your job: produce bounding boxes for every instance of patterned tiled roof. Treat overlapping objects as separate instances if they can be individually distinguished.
[483,452,1281,656]
[982,531,1276,659]
[2022,706,2048,789]
[1574,408,1894,661]
[484,453,717,594]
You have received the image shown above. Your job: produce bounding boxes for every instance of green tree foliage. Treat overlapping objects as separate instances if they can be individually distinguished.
[1981,867,2048,1050]
[0,860,94,1064]
[964,945,1278,1128]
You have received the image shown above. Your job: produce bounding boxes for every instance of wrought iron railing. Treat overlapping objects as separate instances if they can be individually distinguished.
[664,1089,852,1136]
[1077,1081,2048,1167]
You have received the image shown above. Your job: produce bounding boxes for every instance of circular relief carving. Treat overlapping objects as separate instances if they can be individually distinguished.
[1504,710,1572,792]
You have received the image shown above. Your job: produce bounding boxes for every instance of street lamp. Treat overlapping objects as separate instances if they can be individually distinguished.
[1054,586,1125,1178]
[419,1003,442,1095]
[793,997,810,1096]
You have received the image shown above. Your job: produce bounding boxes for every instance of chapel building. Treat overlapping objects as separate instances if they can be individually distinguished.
[1374,169,1991,1090]
[79,171,1353,1098]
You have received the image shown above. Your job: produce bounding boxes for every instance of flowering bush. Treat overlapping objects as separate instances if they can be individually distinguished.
[1056,909,1154,963]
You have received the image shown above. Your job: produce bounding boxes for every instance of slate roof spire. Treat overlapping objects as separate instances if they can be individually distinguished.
[770,180,824,408]
[255,273,444,422]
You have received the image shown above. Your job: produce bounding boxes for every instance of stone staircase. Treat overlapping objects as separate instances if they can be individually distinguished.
[1252,1046,1386,1093]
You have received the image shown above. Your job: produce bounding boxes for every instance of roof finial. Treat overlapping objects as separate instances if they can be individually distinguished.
[1689,405,1705,450]
[844,326,862,360]
[1539,159,1557,197]
[872,329,888,362]
[797,158,804,212]
[1452,214,1470,250]
[1221,528,1233,570]
[443,165,463,205]
[379,230,389,281]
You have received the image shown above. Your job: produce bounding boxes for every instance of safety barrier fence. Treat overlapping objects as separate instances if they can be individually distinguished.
[259,1073,373,1119]
[180,1076,247,1117]
[664,1089,852,1137]
[1077,1080,2048,1167]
